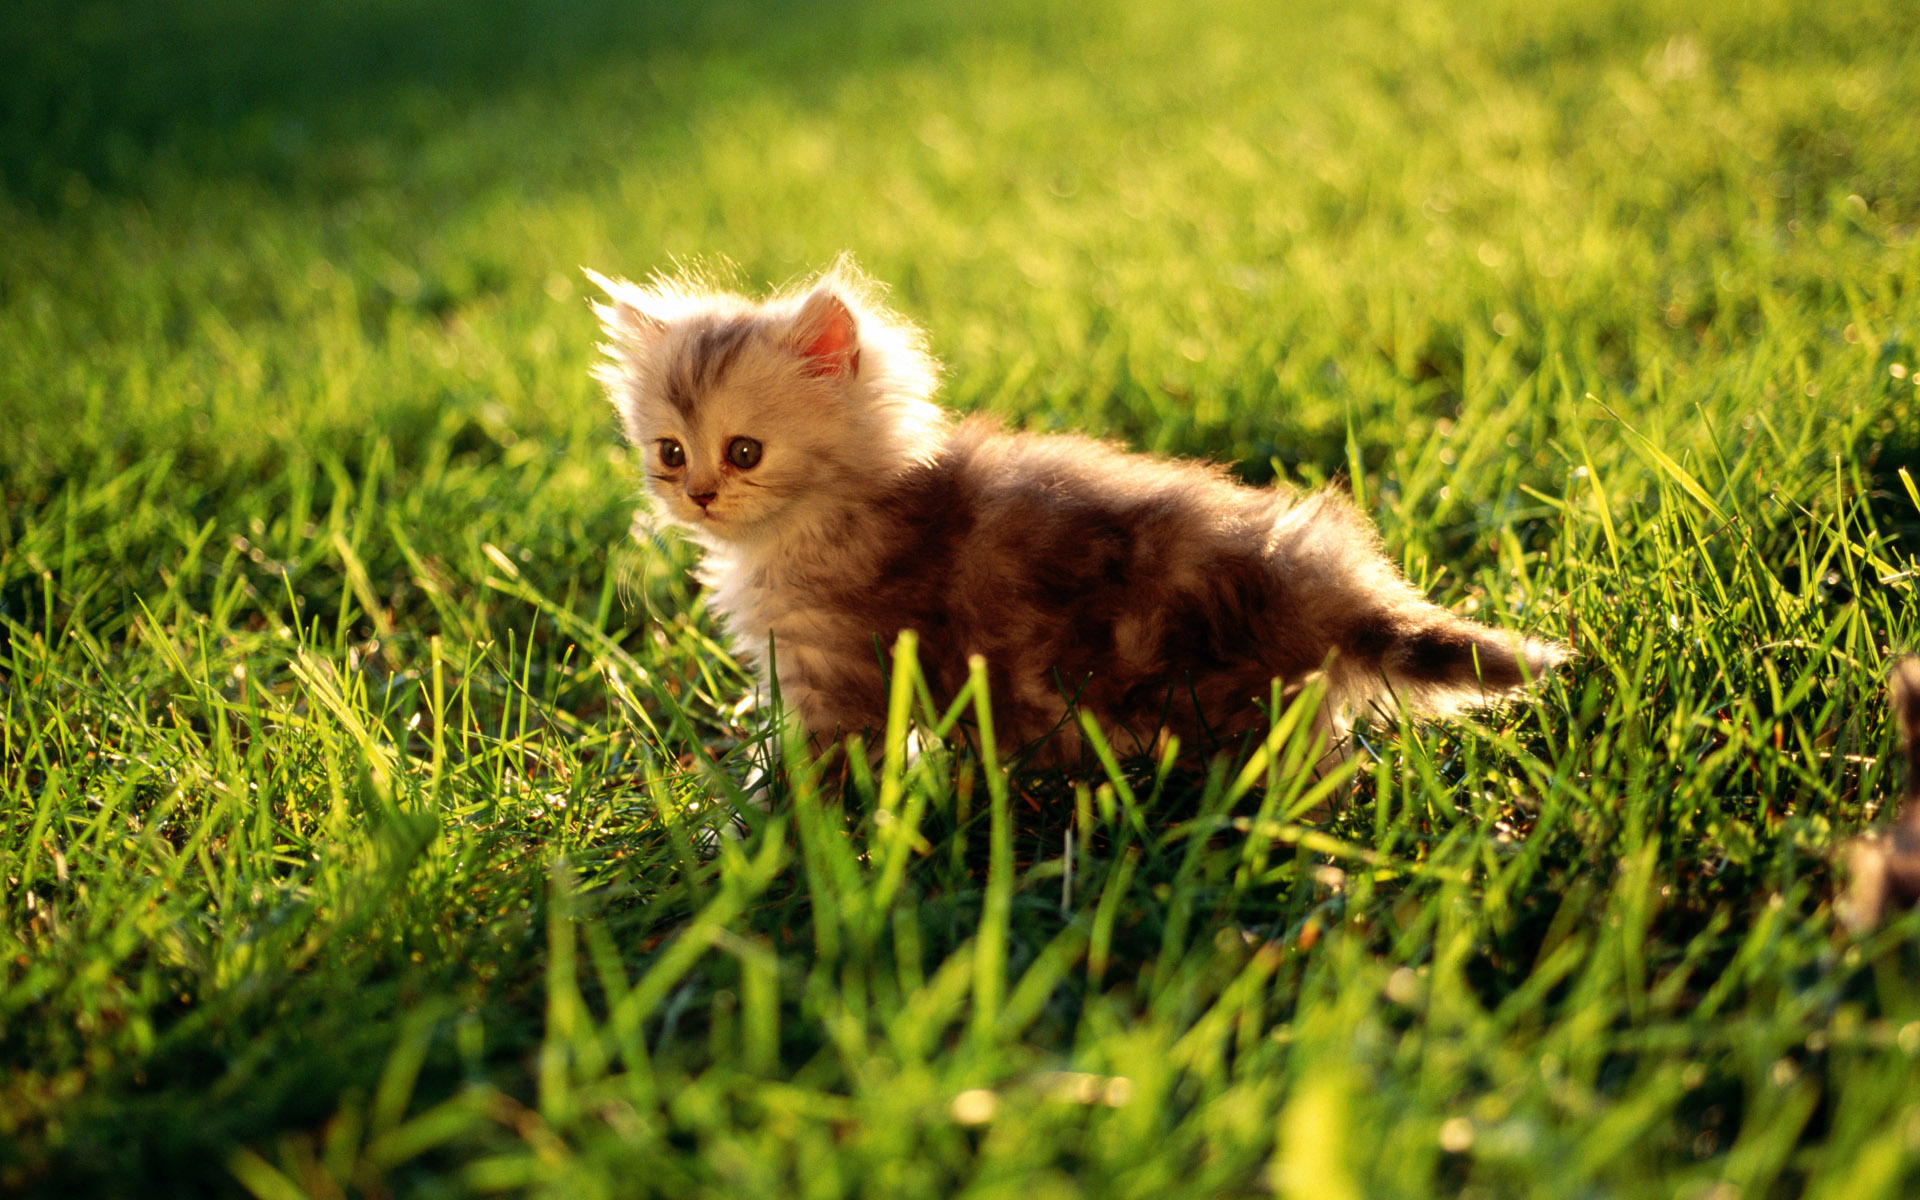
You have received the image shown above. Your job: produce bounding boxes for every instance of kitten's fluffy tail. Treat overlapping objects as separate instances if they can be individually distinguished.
[1344,606,1571,720]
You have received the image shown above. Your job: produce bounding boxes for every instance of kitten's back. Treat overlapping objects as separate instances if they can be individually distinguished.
[808,419,1564,759]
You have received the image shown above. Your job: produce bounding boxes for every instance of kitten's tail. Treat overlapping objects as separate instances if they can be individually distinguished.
[1344,606,1571,719]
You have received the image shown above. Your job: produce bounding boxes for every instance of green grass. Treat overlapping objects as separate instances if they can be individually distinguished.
[5,0,1920,1194]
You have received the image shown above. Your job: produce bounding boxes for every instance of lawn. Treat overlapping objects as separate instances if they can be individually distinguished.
[4,0,1920,1194]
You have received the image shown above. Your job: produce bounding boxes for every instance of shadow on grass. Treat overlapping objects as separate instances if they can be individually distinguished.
[0,0,918,207]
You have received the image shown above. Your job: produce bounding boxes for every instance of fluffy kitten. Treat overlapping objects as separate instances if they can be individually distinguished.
[590,260,1568,767]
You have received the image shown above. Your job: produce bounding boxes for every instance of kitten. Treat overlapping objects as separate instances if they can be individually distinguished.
[590,259,1569,769]
[1842,659,1920,931]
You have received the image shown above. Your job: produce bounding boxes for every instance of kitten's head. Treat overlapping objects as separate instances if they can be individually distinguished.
[590,259,943,545]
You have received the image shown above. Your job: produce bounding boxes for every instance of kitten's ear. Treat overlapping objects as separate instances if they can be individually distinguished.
[584,268,667,356]
[791,288,860,379]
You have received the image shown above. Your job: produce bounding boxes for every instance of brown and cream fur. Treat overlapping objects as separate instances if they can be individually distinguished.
[590,260,1569,766]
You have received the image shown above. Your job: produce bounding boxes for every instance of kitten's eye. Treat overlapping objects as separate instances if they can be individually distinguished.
[658,439,685,468]
[727,437,763,470]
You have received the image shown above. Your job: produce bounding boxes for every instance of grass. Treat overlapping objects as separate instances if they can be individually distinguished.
[4,0,1920,1194]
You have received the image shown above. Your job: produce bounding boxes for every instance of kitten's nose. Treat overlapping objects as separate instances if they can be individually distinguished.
[689,488,718,509]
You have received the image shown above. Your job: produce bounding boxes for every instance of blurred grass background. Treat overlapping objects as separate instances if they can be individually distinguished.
[4,0,1920,1195]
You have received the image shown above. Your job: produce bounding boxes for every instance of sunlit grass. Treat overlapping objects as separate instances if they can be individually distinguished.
[5,0,1920,1194]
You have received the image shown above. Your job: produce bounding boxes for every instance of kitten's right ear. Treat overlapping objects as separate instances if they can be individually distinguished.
[790,287,860,379]
[584,268,668,356]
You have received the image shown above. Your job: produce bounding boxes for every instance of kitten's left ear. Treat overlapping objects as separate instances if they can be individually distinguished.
[584,268,668,356]
[791,288,860,380]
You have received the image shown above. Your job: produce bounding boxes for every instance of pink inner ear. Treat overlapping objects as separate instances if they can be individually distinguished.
[798,293,860,379]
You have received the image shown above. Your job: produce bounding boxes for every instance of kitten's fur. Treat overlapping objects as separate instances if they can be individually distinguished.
[591,260,1569,766]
